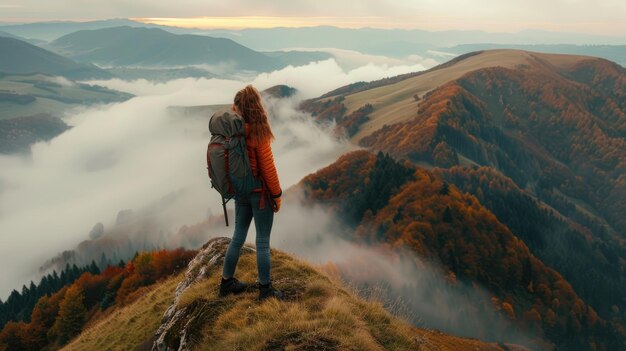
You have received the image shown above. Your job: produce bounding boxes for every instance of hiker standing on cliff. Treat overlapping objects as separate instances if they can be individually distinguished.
[219,85,284,301]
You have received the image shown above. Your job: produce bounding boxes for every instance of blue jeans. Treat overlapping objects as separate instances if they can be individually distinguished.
[222,191,274,285]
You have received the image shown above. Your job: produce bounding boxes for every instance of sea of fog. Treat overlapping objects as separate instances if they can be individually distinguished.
[0,57,431,298]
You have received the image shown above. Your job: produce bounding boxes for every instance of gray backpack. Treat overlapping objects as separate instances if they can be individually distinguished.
[206,109,260,225]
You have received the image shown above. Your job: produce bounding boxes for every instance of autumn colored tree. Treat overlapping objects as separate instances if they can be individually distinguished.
[49,285,86,344]
[432,141,458,167]
[502,302,516,321]
[23,294,63,350]
[0,246,195,351]
[0,260,97,330]
[0,321,27,350]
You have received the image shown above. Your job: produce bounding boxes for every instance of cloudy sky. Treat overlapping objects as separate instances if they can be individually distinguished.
[1,0,625,35]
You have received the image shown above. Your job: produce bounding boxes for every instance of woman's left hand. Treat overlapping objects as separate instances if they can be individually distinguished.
[272,197,281,213]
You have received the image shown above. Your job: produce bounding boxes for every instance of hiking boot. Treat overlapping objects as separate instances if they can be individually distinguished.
[219,277,249,297]
[258,282,284,301]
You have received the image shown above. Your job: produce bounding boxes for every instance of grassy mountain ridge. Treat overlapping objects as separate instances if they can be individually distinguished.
[60,273,183,351]
[62,237,528,351]
[302,49,617,142]
[448,44,626,67]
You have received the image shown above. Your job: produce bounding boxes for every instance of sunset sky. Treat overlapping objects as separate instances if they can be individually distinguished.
[0,0,625,35]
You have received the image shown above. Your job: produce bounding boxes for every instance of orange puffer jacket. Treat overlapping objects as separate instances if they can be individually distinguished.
[245,123,282,207]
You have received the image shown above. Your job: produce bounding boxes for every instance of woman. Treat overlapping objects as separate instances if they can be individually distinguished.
[219,85,284,301]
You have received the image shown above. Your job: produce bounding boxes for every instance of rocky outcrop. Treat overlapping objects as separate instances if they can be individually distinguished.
[151,237,254,351]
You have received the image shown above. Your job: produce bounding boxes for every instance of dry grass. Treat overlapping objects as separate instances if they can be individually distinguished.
[62,246,521,351]
[174,248,511,351]
[335,49,594,142]
[61,273,184,351]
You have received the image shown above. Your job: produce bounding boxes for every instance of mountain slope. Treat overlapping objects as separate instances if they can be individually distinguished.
[62,237,527,351]
[0,30,23,40]
[60,273,183,351]
[301,49,626,328]
[0,37,111,80]
[47,26,281,72]
[356,50,626,236]
[300,150,624,350]
[302,49,613,142]
[0,30,45,45]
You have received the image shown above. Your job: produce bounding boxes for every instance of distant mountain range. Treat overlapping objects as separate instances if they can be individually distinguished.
[0,37,111,80]
[201,26,626,50]
[1,19,625,68]
[2,19,625,46]
[45,26,279,71]
[44,26,332,73]
[0,18,150,42]
[198,26,626,65]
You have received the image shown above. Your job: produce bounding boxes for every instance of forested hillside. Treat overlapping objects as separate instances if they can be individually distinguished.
[301,150,625,350]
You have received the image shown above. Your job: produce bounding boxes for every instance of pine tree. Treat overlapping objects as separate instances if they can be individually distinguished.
[99,252,106,270]
[51,271,59,289]
[443,206,453,223]
[88,260,100,275]
[70,264,80,281]
[440,181,450,195]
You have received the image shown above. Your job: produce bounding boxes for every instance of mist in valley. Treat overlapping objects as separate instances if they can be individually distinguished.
[0,56,431,298]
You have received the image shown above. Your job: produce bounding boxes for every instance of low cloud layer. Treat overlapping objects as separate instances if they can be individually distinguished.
[268,48,438,71]
[0,57,427,298]
[92,57,434,99]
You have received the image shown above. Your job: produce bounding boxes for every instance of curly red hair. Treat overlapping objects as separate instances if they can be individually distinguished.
[234,85,275,144]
